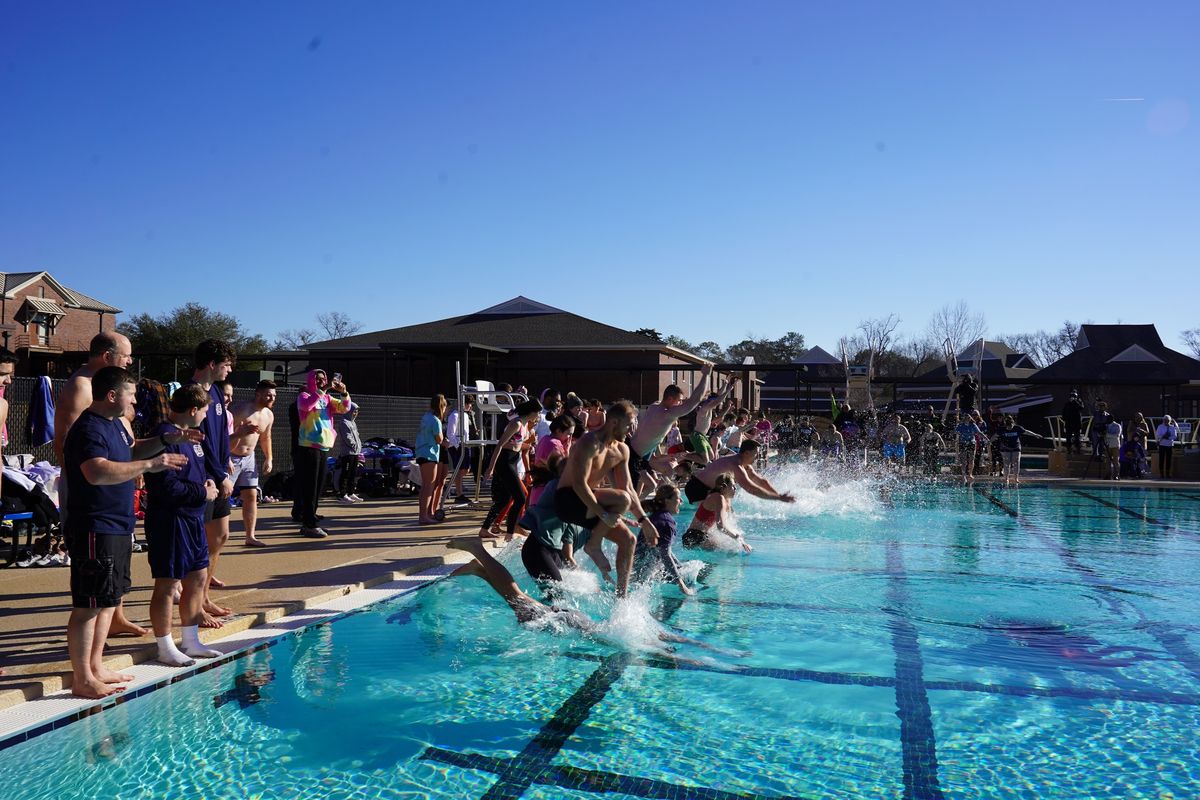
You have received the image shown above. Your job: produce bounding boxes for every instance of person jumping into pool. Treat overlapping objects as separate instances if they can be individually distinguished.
[627,364,712,490]
[633,484,696,595]
[880,413,911,470]
[688,377,738,465]
[447,537,738,661]
[683,440,795,506]
[554,399,659,597]
[681,474,752,552]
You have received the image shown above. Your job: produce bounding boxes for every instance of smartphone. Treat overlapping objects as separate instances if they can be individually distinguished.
[333,372,343,383]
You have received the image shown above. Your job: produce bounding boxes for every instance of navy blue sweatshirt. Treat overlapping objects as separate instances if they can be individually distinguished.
[186,381,229,484]
[144,422,209,518]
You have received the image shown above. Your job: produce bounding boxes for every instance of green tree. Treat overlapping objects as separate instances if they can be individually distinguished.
[633,327,664,342]
[726,332,806,364]
[118,302,269,380]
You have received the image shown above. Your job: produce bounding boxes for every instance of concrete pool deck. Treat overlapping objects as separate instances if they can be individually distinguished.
[0,472,1194,711]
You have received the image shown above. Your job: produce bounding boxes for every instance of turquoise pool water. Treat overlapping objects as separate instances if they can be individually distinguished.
[2,472,1199,799]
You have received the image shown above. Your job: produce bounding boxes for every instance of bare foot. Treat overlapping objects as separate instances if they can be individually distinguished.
[204,600,233,618]
[199,612,225,629]
[208,575,227,588]
[94,666,134,684]
[244,537,267,548]
[108,619,149,637]
[71,678,124,699]
[447,538,483,556]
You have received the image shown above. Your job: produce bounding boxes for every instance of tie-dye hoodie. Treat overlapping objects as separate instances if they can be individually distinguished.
[297,370,351,451]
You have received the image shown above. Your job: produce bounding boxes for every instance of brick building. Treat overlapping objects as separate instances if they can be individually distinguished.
[0,271,121,376]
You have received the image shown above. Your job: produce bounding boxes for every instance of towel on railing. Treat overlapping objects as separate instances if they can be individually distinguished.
[28,376,55,447]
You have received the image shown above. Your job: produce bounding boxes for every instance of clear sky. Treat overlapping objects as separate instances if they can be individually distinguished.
[2,2,1197,353]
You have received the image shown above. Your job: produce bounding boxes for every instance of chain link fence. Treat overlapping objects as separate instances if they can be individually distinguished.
[4,377,430,473]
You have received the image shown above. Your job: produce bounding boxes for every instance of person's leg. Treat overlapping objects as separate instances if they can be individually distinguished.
[431,464,448,512]
[203,509,233,617]
[150,578,194,666]
[587,487,636,596]
[89,606,134,685]
[313,451,330,518]
[108,599,148,637]
[478,457,516,536]
[418,461,438,523]
[68,608,118,697]
[346,458,361,499]
[293,447,320,528]
[503,468,528,539]
[241,487,263,545]
[179,570,222,658]
[447,538,545,623]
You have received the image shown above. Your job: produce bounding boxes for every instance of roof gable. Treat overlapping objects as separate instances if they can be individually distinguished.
[472,296,565,316]
[1106,344,1164,364]
[794,346,840,365]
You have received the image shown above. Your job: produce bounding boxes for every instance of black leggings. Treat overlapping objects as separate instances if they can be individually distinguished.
[1159,446,1174,477]
[521,534,564,583]
[335,455,360,496]
[482,450,526,535]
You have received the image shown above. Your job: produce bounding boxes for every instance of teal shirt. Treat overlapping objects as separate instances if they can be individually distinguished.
[415,412,442,461]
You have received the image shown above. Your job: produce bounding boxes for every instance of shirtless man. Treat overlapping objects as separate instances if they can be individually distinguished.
[51,332,148,638]
[229,380,276,547]
[554,400,660,597]
[683,440,795,506]
[628,364,712,489]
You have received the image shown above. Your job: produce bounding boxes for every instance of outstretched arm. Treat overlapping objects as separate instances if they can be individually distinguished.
[671,364,714,419]
[735,465,793,502]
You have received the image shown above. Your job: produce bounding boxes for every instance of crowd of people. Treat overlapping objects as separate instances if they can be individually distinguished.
[11,333,1189,695]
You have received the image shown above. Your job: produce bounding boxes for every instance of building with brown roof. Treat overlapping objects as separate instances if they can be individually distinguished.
[0,271,122,375]
[301,297,718,404]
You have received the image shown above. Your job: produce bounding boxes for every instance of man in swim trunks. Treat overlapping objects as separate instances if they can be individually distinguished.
[628,364,712,490]
[230,380,276,547]
[52,332,148,639]
[555,399,660,597]
[880,413,911,469]
[683,440,795,505]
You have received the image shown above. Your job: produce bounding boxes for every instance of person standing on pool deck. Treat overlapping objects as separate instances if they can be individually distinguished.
[63,366,192,698]
[683,440,795,506]
[187,339,255,625]
[295,369,351,537]
[1155,415,1180,479]
[628,364,712,490]
[230,380,277,546]
[53,332,148,639]
[555,400,660,597]
[145,385,223,667]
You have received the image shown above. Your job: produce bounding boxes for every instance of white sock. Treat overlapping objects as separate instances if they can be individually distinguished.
[180,625,222,658]
[156,635,196,667]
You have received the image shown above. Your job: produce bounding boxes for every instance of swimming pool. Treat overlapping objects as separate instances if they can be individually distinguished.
[2,471,1198,799]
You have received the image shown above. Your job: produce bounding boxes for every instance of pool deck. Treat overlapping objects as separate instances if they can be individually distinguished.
[0,472,1195,711]
[0,493,488,711]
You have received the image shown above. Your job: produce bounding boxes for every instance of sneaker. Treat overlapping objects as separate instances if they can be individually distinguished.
[300,527,329,539]
[348,494,363,503]
[336,496,354,505]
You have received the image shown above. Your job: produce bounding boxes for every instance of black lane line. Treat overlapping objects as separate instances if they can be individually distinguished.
[977,487,1200,688]
[422,747,806,800]
[474,587,694,800]
[884,541,945,800]
[1071,490,1200,542]
[559,652,1200,708]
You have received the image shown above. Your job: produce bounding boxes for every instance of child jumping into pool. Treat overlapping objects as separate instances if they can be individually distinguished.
[633,484,695,595]
[681,474,752,552]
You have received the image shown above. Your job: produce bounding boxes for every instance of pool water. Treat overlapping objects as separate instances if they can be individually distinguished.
[2,469,1199,799]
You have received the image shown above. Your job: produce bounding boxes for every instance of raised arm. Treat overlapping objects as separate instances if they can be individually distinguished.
[671,364,714,419]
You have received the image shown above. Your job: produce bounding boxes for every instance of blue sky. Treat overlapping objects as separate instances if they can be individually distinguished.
[2,2,1197,353]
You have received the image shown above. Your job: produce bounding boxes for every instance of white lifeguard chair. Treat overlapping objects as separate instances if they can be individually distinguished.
[442,364,528,509]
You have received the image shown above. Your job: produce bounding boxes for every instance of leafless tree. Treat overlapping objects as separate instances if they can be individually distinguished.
[895,334,942,375]
[995,320,1083,368]
[317,311,364,340]
[1182,328,1200,360]
[274,328,319,350]
[925,301,987,355]
[856,314,902,355]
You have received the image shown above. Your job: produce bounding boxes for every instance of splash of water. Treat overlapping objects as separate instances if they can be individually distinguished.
[733,459,886,522]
